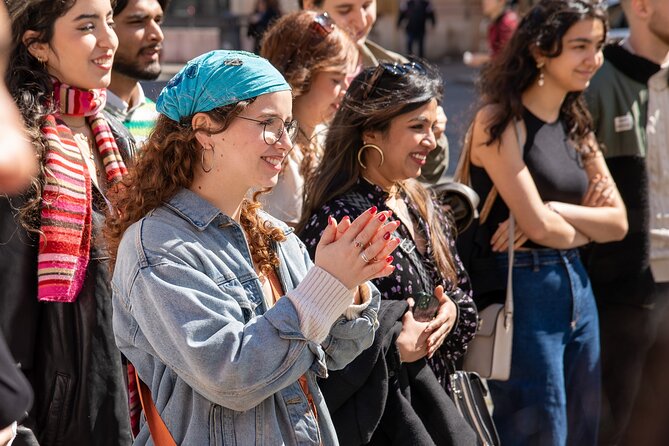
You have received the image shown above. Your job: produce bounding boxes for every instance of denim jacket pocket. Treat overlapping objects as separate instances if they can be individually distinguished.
[219,278,259,323]
[279,381,321,446]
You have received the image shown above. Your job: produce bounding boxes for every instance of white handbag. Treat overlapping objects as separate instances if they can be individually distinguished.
[461,220,514,381]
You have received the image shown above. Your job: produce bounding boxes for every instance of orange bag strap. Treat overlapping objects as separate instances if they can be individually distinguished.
[134,368,177,446]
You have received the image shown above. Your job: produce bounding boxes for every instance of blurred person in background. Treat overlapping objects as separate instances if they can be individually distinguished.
[584,0,669,444]
[0,3,34,446]
[260,11,357,225]
[397,0,436,59]
[248,0,282,54]
[105,0,167,145]
[463,0,518,68]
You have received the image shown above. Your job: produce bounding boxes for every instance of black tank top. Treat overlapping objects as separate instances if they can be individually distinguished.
[469,108,588,249]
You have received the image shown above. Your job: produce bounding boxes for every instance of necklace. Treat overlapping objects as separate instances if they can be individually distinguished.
[73,133,96,161]
[361,175,401,198]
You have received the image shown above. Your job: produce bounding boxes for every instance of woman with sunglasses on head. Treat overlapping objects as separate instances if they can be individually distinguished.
[299,0,448,185]
[299,60,478,445]
[464,1,626,444]
[259,10,357,226]
[1,0,135,444]
[106,50,399,445]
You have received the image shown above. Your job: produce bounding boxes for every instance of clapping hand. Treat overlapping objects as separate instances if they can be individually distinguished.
[314,207,401,289]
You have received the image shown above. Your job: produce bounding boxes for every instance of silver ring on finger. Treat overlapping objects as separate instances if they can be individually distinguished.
[360,250,371,263]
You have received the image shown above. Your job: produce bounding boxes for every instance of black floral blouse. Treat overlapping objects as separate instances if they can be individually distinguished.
[300,178,478,384]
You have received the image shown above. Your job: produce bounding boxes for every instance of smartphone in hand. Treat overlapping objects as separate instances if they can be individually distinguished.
[412,291,440,322]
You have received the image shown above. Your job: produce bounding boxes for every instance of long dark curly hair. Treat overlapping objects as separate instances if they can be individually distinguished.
[105,101,287,274]
[300,60,459,284]
[478,0,608,147]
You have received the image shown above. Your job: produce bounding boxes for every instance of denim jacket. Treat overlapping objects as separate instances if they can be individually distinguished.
[112,189,380,445]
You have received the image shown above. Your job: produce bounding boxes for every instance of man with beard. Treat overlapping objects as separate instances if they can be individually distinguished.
[106,0,166,145]
[584,0,669,444]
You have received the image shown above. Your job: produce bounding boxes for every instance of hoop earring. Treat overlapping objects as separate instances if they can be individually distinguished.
[201,144,214,173]
[536,62,545,87]
[357,143,384,170]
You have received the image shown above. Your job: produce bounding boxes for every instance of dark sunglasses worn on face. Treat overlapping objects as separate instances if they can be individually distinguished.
[237,115,299,145]
[362,62,427,100]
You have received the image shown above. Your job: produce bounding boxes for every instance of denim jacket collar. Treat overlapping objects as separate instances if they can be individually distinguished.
[163,188,234,231]
[163,188,295,236]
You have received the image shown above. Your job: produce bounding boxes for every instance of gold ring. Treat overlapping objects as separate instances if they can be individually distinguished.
[360,251,371,263]
[354,240,363,249]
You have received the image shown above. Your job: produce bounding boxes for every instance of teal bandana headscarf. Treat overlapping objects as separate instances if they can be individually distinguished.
[157,50,291,122]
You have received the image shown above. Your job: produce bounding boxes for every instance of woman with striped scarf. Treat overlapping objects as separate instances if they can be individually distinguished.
[1,0,135,444]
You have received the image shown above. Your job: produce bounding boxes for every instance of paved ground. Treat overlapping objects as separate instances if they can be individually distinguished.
[433,56,480,178]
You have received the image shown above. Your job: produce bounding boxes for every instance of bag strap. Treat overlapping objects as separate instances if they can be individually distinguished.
[453,121,497,224]
[134,368,177,446]
[456,117,525,328]
[503,120,526,328]
[505,210,514,329]
[452,123,473,186]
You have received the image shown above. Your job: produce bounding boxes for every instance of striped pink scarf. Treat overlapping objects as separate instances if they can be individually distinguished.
[37,80,128,302]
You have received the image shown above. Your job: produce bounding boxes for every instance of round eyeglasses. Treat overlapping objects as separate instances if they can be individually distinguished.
[237,116,299,145]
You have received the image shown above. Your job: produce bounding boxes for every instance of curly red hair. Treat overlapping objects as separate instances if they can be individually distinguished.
[105,102,286,274]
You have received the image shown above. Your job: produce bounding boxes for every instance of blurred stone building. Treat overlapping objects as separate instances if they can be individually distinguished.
[161,0,533,63]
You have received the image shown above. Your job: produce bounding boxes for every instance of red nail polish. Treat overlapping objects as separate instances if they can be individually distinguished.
[386,255,394,263]
[328,215,334,225]
[378,213,387,222]
[343,215,350,222]
[383,231,391,240]
[369,206,377,214]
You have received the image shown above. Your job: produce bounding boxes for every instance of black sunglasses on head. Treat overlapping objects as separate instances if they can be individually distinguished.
[362,62,427,100]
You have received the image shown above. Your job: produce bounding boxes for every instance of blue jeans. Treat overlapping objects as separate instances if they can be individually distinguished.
[487,249,601,446]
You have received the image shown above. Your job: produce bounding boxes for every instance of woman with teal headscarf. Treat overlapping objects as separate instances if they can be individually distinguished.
[106,50,401,445]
